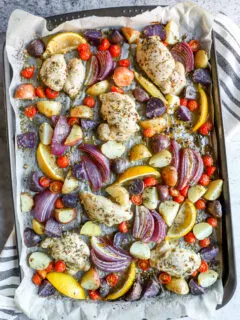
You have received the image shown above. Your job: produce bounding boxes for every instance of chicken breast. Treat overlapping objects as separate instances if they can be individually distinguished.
[41,232,90,273]
[40,54,67,91]
[158,62,186,95]
[150,241,201,277]
[98,92,140,142]
[80,192,133,227]
[63,58,85,98]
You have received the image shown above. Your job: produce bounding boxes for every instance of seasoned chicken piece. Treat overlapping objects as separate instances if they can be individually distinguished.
[40,54,67,91]
[150,241,201,277]
[80,192,133,227]
[158,62,186,95]
[41,232,90,273]
[98,92,140,142]
[63,58,85,98]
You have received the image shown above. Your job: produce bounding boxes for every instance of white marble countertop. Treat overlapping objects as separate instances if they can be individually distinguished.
[0,1,239,319]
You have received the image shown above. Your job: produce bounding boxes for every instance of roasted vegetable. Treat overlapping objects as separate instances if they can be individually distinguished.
[24,228,41,247]
[166,277,189,295]
[143,187,159,210]
[130,144,152,162]
[101,141,126,159]
[70,105,93,119]
[80,268,101,290]
[165,20,179,45]
[128,179,144,195]
[109,30,124,44]
[29,252,51,270]
[15,84,36,100]
[171,42,194,72]
[121,27,140,44]
[161,166,178,187]
[198,270,218,288]
[83,29,102,45]
[207,200,222,218]
[37,101,62,118]
[177,106,191,121]
[62,194,78,208]
[80,221,102,236]
[159,200,180,227]
[45,218,62,237]
[151,134,170,154]
[187,185,207,203]
[86,80,109,96]
[32,219,45,235]
[194,50,208,69]
[38,279,56,297]
[126,280,142,301]
[39,122,54,145]
[54,208,77,224]
[27,39,45,57]
[139,117,167,133]
[157,185,169,201]
[192,68,211,85]
[61,171,78,194]
[189,279,204,295]
[149,150,172,168]
[111,158,129,174]
[130,241,150,260]
[200,246,219,262]
[20,192,34,212]
[143,24,166,40]
[193,222,213,240]
[17,132,36,149]
[204,179,223,201]
[133,87,149,102]
[142,278,160,298]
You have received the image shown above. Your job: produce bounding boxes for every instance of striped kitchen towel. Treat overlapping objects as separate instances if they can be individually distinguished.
[0,11,240,320]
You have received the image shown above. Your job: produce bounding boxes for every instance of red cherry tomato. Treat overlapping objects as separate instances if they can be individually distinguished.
[207,217,218,228]
[191,270,198,277]
[188,40,200,52]
[158,272,171,284]
[119,221,128,233]
[180,186,189,197]
[131,194,142,206]
[195,199,206,210]
[88,290,101,300]
[169,187,180,197]
[184,232,196,244]
[199,121,213,136]
[143,177,158,187]
[199,237,210,248]
[202,155,214,167]
[173,195,185,203]
[162,41,168,46]
[187,100,199,112]
[32,273,42,286]
[83,96,95,108]
[57,156,69,168]
[180,98,188,106]
[24,105,37,119]
[118,59,130,67]
[55,198,64,209]
[110,85,124,94]
[35,86,46,98]
[143,128,155,138]
[45,88,59,99]
[198,174,210,186]
[106,273,119,287]
[49,181,63,193]
[206,166,216,177]
[55,260,66,273]
[67,117,79,126]
[45,261,55,273]
[39,176,51,188]
[109,44,121,58]
[78,43,91,61]
[21,66,35,79]
[113,67,134,87]
[98,38,110,51]
[198,261,209,273]
[138,259,150,271]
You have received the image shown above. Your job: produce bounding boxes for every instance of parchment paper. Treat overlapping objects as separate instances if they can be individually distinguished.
[6,3,223,320]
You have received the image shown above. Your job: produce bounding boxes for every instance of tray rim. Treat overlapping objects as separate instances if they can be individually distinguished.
[2,4,237,310]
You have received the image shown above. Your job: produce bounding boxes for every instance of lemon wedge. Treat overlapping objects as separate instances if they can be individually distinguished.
[115,166,160,185]
[166,200,196,240]
[46,272,85,299]
[36,143,64,181]
[43,32,87,58]
[105,262,136,300]
[192,84,208,132]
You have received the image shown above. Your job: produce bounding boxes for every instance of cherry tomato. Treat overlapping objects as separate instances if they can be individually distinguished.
[49,181,63,193]
[110,85,124,94]
[118,59,130,67]
[45,88,59,99]
[21,66,35,79]
[158,272,171,285]
[184,232,196,244]
[45,261,55,273]
[188,40,200,52]
[207,217,218,228]
[143,128,155,138]
[35,86,46,98]
[173,195,185,203]
[180,98,188,106]
[106,273,119,287]
[67,117,79,126]
[109,44,121,58]
[32,273,42,286]
[78,43,91,61]
[180,186,189,197]
[187,100,199,112]
[83,96,95,108]
[119,221,128,233]
[195,199,206,210]
[143,177,158,187]
[191,270,198,277]
[202,155,214,167]
[206,166,216,177]
[169,187,180,197]
[57,156,69,168]
[88,290,101,300]
[37,270,47,279]
[113,67,134,87]
[199,237,210,248]
[55,198,64,209]
[198,174,210,186]
[198,261,209,273]
[55,260,66,273]
[131,194,143,206]
[39,176,51,188]
[138,259,150,271]
[24,105,37,119]
[162,41,168,46]
[98,38,110,51]
[199,121,213,136]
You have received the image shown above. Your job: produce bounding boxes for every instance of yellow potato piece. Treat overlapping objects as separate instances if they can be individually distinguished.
[139,117,167,133]
[129,144,152,162]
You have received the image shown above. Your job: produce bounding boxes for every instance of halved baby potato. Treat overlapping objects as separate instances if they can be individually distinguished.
[39,122,54,145]
[121,27,140,44]
[29,252,51,270]
[101,141,126,159]
[149,150,172,168]
[166,277,189,295]
[20,192,34,213]
[105,185,130,207]
[139,117,167,133]
[32,218,45,235]
[86,80,109,96]
[188,185,207,203]
[55,208,77,224]
[62,171,78,194]
[203,179,223,201]
[143,187,159,210]
[129,144,152,162]
[37,101,62,118]
[80,268,101,290]
[159,200,180,227]
[165,20,179,45]
[70,105,93,119]
[80,221,102,236]
[15,84,36,100]
[64,124,83,146]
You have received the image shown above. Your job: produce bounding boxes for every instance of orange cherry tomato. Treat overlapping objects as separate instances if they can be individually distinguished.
[180,186,189,197]
[119,221,128,233]
[32,273,42,286]
[113,67,134,87]
[98,38,111,51]
[206,166,216,177]
[55,260,66,273]
[24,105,37,119]
[83,96,95,108]
[158,272,171,285]
[45,88,59,99]
[109,44,121,58]
[202,155,214,167]
[110,85,124,94]
[21,66,35,79]
[67,117,79,126]
[55,198,64,209]
[173,195,185,203]
[198,174,210,186]
[143,128,155,138]
[199,121,213,136]
[45,261,55,273]
[57,156,69,168]
[198,261,209,273]
[49,181,63,193]
[207,217,218,228]
[162,41,168,46]
[188,40,200,52]
[39,176,51,188]
[184,232,196,244]
[35,86,46,98]
[199,237,210,248]
[88,290,101,300]
[78,43,91,61]
[169,187,180,197]
[37,270,47,279]
[138,259,150,271]
[187,100,199,112]
[131,194,143,206]
[106,273,119,287]
[180,98,188,106]
[191,270,198,277]
[118,59,130,67]
[195,199,206,210]
[144,177,158,187]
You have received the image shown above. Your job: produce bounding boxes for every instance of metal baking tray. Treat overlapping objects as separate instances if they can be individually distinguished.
[2,5,236,309]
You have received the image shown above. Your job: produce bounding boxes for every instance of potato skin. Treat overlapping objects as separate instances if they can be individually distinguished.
[161,166,178,186]
[166,277,189,295]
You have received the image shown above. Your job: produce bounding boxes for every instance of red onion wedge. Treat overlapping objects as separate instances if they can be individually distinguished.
[171,42,194,73]
[96,50,114,81]
[79,144,110,183]
[84,55,99,86]
[169,139,180,171]
[190,150,204,185]
[32,190,59,222]
[177,148,195,190]
[91,250,130,272]
[51,115,70,156]
[29,171,45,192]
[132,206,154,243]
[82,155,103,191]
[149,210,166,243]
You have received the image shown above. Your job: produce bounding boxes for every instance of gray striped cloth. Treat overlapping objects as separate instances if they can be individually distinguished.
[0,12,239,320]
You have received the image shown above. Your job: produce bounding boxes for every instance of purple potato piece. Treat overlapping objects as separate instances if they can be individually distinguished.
[17,132,36,149]
[184,85,198,100]
[113,232,133,249]
[142,278,160,298]
[156,184,169,201]
[143,24,166,40]
[192,68,211,85]
[83,30,102,45]
[29,171,45,192]
[146,98,166,118]
[62,194,78,208]
[200,246,219,262]
[128,179,144,195]
[27,39,45,57]
[38,280,56,297]
[125,280,143,301]
[151,134,170,153]
[207,200,222,218]
[111,158,128,174]
[177,106,192,121]
[80,119,99,131]
[133,87,149,102]
[72,162,87,180]
[24,228,41,247]
[109,30,124,44]
[189,279,204,295]
[44,219,62,237]
[99,279,110,297]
